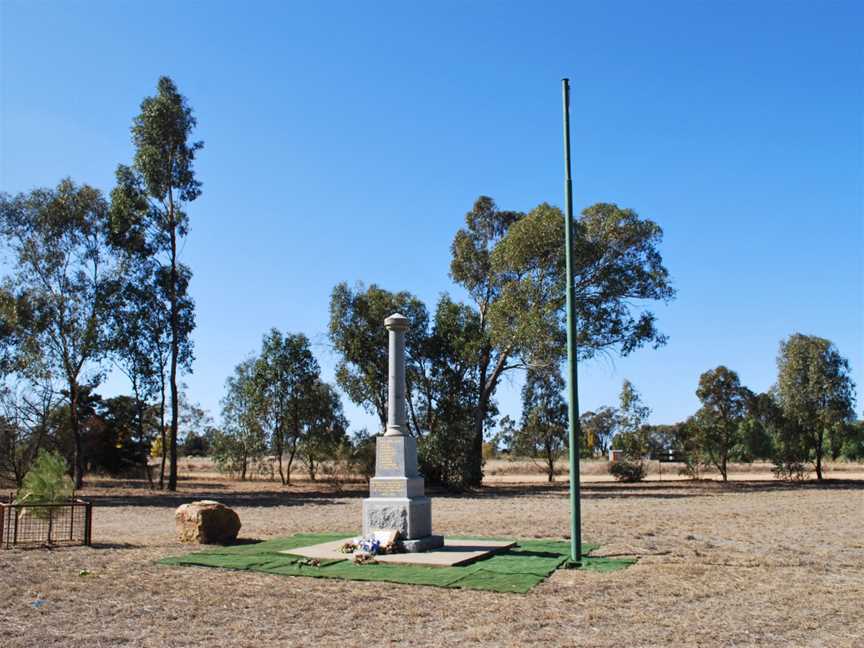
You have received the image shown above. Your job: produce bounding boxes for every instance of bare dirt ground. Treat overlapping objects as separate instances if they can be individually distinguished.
[1,462,862,648]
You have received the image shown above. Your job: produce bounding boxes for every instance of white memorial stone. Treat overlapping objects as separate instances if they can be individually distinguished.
[361,313,443,552]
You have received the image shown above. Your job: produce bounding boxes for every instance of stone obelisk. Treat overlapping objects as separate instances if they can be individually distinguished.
[361,313,443,552]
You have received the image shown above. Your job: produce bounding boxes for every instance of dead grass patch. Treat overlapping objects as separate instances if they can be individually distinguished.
[1,468,862,647]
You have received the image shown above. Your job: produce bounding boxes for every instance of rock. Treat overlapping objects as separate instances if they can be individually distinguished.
[175,500,241,545]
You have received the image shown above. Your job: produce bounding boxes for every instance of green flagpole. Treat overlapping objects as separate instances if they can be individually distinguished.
[562,78,582,565]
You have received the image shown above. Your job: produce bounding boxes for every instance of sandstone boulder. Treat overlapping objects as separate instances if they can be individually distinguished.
[175,500,241,544]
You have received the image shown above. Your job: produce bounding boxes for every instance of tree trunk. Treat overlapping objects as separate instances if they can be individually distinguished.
[168,209,180,492]
[136,396,154,490]
[469,351,490,488]
[158,377,167,489]
[275,426,286,485]
[815,430,824,480]
[69,381,84,489]
[286,445,297,486]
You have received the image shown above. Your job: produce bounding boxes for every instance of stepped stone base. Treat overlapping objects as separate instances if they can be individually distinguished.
[401,535,444,553]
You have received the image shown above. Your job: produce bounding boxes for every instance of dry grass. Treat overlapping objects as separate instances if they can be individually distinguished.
[1,464,862,647]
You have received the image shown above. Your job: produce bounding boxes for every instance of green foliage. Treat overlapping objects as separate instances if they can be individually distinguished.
[839,420,864,461]
[110,76,202,492]
[512,368,568,481]
[328,282,428,430]
[612,380,651,458]
[609,460,646,482]
[580,407,617,457]
[490,202,675,364]
[776,334,856,480]
[692,366,750,481]
[348,429,377,480]
[16,449,73,508]
[414,296,487,489]
[216,359,267,480]
[1,179,117,488]
[255,329,320,484]
[298,381,349,481]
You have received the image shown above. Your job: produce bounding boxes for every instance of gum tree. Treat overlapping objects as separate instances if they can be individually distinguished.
[1,180,115,487]
[452,198,675,486]
[694,366,751,481]
[110,77,201,491]
[776,334,855,480]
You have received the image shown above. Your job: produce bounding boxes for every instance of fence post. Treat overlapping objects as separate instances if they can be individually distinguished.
[69,500,75,541]
[0,505,5,549]
[12,503,18,546]
[84,502,92,546]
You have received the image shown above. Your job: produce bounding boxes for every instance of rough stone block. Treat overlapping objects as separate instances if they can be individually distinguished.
[175,500,241,545]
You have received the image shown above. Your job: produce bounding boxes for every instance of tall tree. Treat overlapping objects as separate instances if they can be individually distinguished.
[449,197,523,485]
[328,282,428,432]
[453,198,674,485]
[693,366,750,481]
[254,330,319,485]
[110,76,202,491]
[776,334,856,480]
[414,295,487,488]
[0,180,115,487]
[106,259,169,486]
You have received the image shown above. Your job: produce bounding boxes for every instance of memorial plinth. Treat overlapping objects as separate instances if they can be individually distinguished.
[361,313,443,553]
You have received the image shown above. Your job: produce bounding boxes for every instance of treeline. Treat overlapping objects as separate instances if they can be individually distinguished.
[493,334,860,482]
[211,195,676,489]
[0,77,199,490]
[6,76,854,493]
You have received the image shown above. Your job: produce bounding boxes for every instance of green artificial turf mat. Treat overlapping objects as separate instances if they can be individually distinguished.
[159,533,635,594]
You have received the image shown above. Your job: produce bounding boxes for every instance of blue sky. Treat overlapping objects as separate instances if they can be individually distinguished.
[2,0,862,433]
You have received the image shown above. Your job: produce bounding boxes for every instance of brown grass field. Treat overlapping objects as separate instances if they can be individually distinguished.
[1,460,862,647]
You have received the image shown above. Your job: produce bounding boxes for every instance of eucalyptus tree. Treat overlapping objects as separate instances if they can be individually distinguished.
[580,406,618,457]
[328,282,429,432]
[107,259,170,485]
[514,367,568,482]
[216,358,267,481]
[254,329,319,485]
[693,366,751,481]
[0,180,116,487]
[452,198,674,486]
[776,334,855,480]
[448,197,524,485]
[298,380,348,481]
[110,76,202,491]
[413,295,485,487]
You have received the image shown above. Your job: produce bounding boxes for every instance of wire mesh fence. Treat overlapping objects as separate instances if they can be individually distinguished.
[0,496,92,548]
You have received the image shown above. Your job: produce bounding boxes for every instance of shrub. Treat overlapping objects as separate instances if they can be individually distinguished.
[609,459,646,482]
[16,450,74,509]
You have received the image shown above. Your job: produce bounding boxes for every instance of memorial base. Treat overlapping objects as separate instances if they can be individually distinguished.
[400,535,444,553]
[362,496,433,540]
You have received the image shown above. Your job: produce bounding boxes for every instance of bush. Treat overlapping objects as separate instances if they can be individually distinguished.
[16,450,74,508]
[609,459,646,482]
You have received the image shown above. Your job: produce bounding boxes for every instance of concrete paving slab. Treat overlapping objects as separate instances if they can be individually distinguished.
[282,537,516,568]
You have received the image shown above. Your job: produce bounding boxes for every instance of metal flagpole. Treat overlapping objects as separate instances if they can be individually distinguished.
[562,78,583,565]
